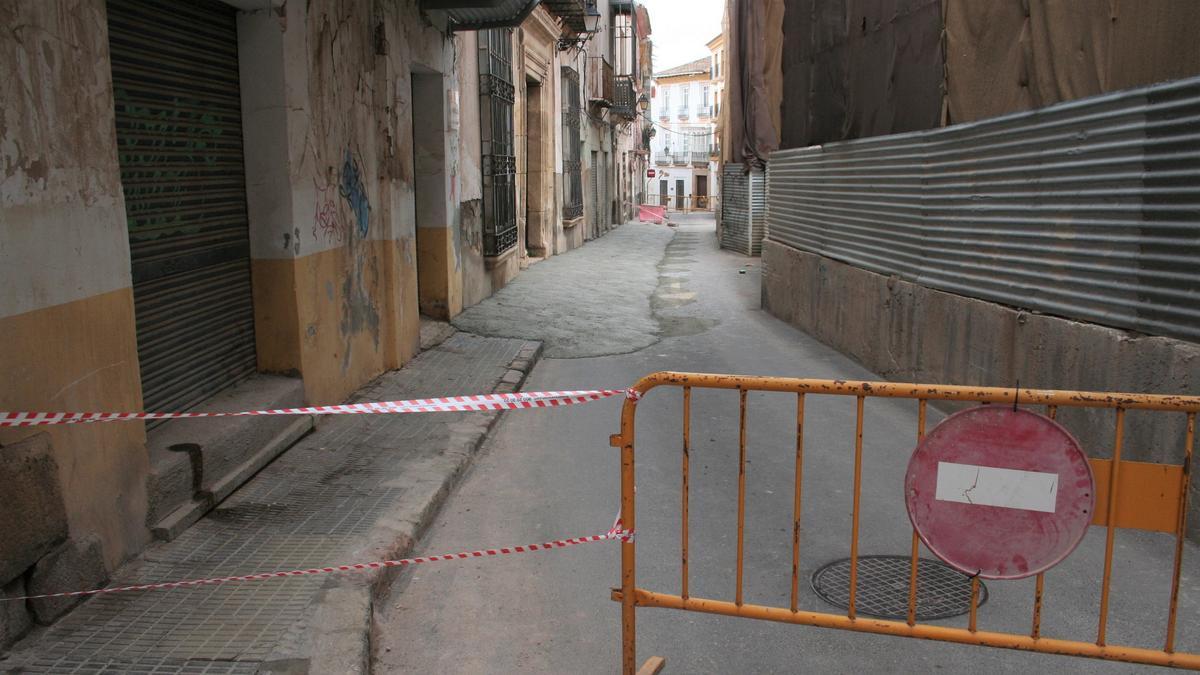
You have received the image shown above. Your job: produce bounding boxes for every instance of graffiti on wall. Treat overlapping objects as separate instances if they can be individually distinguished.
[339,148,370,237]
[313,181,345,244]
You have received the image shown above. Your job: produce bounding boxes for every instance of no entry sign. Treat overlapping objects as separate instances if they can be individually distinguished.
[904,407,1094,580]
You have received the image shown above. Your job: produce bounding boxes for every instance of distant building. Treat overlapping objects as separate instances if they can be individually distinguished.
[649,47,722,211]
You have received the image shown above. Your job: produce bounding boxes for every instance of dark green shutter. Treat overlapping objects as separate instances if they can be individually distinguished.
[107,0,257,413]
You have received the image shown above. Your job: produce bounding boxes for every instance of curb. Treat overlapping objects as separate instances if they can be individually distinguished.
[260,339,544,674]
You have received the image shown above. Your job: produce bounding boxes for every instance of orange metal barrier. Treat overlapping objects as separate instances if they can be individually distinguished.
[609,373,1199,673]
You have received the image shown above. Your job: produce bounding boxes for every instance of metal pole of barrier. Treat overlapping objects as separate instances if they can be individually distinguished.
[618,395,639,675]
[1032,404,1058,640]
[682,387,691,601]
[847,396,866,620]
[735,390,748,607]
[969,578,981,633]
[1165,412,1195,652]
[907,399,927,626]
[1097,408,1126,646]
[789,394,806,613]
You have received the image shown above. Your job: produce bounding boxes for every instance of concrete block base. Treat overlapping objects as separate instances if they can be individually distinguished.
[0,578,32,655]
[761,240,1200,540]
[0,433,68,587]
[28,535,108,624]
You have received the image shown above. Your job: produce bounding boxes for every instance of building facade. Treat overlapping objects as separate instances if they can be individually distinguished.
[0,0,651,644]
[648,48,722,211]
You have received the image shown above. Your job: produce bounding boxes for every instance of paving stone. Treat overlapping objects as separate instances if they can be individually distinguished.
[0,333,534,674]
[28,535,108,624]
[0,433,68,586]
[0,577,33,655]
[453,224,672,357]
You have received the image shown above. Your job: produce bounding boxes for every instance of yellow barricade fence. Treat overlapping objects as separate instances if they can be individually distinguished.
[609,373,1199,674]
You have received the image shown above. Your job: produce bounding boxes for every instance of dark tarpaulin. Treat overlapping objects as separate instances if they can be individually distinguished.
[724,0,784,167]
[780,0,944,149]
[945,0,1200,124]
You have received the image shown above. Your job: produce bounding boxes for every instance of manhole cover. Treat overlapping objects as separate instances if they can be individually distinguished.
[811,555,988,620]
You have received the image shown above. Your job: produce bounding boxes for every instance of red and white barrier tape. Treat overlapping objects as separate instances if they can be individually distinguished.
[1,518,632,602]
[0,388,642,427]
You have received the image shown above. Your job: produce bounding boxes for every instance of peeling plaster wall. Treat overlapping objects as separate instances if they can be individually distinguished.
[241,0,457,404]
[0,0,149,570]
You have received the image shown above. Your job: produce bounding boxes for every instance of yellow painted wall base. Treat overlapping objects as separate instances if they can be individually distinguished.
[252,238,420,407]
[415,226,461,320]
[0,288,149,568]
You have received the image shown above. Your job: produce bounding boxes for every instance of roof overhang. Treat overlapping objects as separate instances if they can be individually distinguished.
[422,0,540,31]
[542,0,591,33]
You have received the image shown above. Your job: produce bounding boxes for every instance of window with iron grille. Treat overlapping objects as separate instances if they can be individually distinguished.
[561,66,583,220]
[479,28,516,256]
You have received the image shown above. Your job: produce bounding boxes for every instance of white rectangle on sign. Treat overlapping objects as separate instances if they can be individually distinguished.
[935,462,1059,513]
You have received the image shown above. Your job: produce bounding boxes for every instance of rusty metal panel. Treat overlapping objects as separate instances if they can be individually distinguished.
[721,164,765,256]
[107,0,257,414]
[767,75,1200,342]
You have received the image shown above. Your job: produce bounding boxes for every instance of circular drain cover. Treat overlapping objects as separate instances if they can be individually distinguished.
[811,555,988,620]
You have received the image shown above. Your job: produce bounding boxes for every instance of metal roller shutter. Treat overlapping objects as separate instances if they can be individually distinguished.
[107,0,257,413]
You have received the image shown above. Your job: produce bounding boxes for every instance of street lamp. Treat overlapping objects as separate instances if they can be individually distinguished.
[637,94,649,112]
[584,0,601,32]
[557,2,603,51]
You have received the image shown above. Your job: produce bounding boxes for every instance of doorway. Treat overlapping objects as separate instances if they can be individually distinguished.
[675,178,685,210]
[412,69,450,319]
[108,0,256,413]
[696,175,708,209]
[659,179,668,207]
[524,76,547,257]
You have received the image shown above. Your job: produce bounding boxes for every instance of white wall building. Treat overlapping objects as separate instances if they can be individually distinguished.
[648,37,723,211]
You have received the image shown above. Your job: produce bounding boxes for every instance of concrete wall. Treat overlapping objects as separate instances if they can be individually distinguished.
[762,241,1200,539]
[240,0,468,405]
[0,0,150,574]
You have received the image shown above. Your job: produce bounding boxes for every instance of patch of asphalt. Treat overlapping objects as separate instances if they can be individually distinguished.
[451,223,675,358]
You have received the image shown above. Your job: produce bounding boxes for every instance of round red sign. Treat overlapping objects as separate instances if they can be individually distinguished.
[904,407,1094,580]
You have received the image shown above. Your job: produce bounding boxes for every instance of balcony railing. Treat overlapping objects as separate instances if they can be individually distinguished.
[655,154,673,166]
[676,107,690,119]
[587,56,614,105]
[612,75,637,119]
[691,150,710,166]
[696,105,713,118]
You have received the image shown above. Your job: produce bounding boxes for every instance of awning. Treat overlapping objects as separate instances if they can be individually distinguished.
[542,0,590,33]
[422,0,539,30]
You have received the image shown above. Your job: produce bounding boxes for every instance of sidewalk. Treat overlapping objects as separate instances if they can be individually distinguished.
[1,330,540,674]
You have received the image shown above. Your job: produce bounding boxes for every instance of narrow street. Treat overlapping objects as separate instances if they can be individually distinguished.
[4,0,1198,672]
[373,215,1198,672]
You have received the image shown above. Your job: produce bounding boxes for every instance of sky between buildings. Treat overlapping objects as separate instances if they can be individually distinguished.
[639,0,724,74]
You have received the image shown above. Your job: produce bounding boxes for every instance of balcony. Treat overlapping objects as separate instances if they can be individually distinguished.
[587,56,614,105]
[612,75,637,120]
[696,105,713,119]
[691,150,710,166]
[676,107,690,120]
[655,154,673,166]
[541,0,591,34]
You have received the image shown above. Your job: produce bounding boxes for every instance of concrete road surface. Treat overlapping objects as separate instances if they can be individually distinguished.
[374,214,1198,673]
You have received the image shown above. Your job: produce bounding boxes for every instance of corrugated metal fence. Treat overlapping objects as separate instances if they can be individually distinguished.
[767,76,1200,342]
[721,164,766,256]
